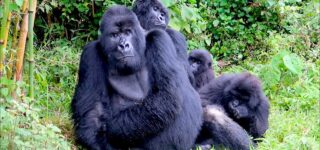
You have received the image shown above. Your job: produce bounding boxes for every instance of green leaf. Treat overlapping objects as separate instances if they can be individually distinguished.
[15,0,23,7]
[9,3,19,11]
[0,88,9,97]
[161,0,175,7]
[16,128,32,136]
[283,54,303,75]
[213,20,219,27]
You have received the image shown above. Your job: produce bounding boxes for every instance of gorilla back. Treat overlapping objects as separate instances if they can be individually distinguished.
[71,6,202,150]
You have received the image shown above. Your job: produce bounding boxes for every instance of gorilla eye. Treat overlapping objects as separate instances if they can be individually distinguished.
[124,29,132,35]
[112,33,119,38]
[153,6,159,11]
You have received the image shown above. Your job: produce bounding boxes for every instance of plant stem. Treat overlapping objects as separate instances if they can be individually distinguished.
[0,0,11,77]
[28,0,37,98]
[15,0,29,81]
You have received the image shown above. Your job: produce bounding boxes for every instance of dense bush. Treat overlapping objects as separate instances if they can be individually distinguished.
[34,0,283,62]
[35,0,133,43]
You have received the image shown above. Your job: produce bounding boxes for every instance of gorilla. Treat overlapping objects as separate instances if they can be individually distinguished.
[132,0,195,86]
[188,49,215,90]
[199,73,270,141]
[189,49,269,147]
[189,50,251,149]
[71,6,202,150]
[196,105,251,150]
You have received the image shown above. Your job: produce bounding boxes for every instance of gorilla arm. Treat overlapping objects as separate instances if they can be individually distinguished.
[166,28,195,86]
[106,29,183,146]
[249,97,269,138]
[72,41,111,149]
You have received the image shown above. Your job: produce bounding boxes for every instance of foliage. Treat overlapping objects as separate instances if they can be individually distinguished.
[0,77,71,149]
[34,0,133,44]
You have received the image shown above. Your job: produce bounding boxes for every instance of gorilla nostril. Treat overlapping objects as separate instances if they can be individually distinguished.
[118,44,125,51]
[125,43,130,48]
[159,16,164,21]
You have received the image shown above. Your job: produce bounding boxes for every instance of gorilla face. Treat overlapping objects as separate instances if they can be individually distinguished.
[133,0,169,30]
[188,50,213,75]
[228,99,250,119]
[224,73,262,119]
[99,6,146,75]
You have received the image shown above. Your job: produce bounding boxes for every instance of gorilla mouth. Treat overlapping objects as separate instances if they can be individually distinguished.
[154,22,166,27]
[116,55,134,60]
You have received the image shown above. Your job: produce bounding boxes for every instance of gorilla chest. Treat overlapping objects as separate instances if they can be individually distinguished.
[108,68,150,111]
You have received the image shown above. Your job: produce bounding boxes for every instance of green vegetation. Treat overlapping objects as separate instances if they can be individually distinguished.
[0,0,319,149]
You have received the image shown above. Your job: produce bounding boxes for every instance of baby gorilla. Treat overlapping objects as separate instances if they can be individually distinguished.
[189,50,270,141]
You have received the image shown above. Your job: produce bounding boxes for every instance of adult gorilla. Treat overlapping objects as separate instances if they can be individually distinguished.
[71,6,202,150]
[132,0,195,86]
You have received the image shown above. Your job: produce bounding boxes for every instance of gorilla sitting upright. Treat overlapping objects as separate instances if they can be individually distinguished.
[188,49,215,90]
[71,6,202,150]
[132,0,195,86]
[189,49,270,141]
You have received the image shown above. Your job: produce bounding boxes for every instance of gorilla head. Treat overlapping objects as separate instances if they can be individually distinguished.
[189,50,213,76]
[188,49,215,90]
[100,6,146,75]
[133,0,169,30]
[224,73,267,120]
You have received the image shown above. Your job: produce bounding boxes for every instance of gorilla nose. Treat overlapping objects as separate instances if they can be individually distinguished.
[158,16,165,24]
[118,42,131,52]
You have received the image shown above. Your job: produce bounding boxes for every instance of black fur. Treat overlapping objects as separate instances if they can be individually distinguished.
[199,72,270,140]
[188,49,215,90]
[196,105,251,150]
[132,0,169,30]
[189,50,269,146]
[133,0,195,87]
[71,6,202,150]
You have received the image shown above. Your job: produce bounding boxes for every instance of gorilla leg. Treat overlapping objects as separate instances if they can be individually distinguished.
[196,105,251,150]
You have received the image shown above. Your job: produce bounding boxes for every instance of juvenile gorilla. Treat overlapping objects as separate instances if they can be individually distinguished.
[132,0,195,86]
[189,49,269,143]
[189,50,251,149]
[199,73,270,140]
[188,49,215,90]
[71,6,202,150]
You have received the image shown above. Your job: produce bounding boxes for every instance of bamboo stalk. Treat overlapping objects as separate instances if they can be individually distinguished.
[0,0,11,77]
[15,0,29,81]
[7,14,20,79]
[27,0,37,98]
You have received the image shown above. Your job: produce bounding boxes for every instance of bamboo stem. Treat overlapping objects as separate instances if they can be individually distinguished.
[28,0,37,98]
[0,0,11,77]
[7,14,20,79]
[15,0,29,81]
